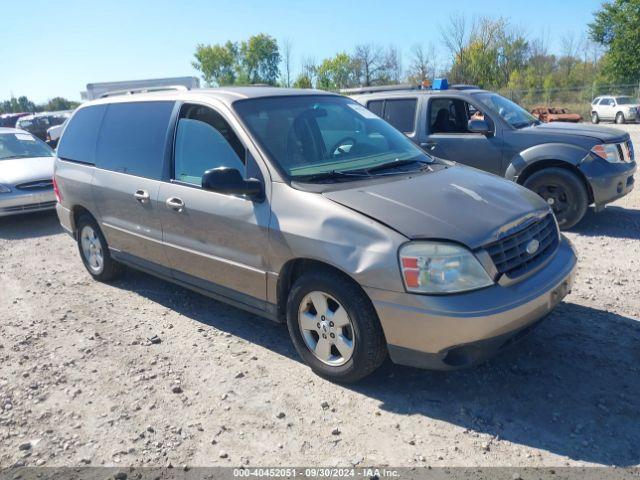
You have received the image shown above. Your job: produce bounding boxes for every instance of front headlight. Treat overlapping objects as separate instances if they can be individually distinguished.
[399,242,493,294]
[591,143,623,163]
[0,184,11,193]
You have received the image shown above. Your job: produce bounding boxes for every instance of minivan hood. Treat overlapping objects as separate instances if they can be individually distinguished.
[0,156,54,186]
[323,166,551,250]
[529,122,628,143]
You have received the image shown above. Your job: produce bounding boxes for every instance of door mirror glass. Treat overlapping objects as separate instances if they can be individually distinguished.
[467,119,491,134]
[202,167,263,200]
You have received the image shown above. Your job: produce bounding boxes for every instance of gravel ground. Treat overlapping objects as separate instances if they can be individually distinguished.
[1,125,639,469]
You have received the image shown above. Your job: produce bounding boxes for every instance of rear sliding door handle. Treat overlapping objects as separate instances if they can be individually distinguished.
[165,197,185,212]
[134,190,150,203]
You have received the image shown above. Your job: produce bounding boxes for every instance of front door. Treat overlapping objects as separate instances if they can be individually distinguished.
[157,103,271,309]
[422,97,503,175]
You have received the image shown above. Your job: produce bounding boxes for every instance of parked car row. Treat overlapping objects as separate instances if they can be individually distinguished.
[14,110,72,144]
[1,82,636,382]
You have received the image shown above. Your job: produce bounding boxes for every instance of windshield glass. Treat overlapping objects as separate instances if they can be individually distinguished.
[615,97,634,105]
[474,92,539,129]
[0,132,54,160]
[234,95,432,180]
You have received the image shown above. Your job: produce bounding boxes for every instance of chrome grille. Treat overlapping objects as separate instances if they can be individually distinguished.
[15,180,53,190]
[485,214,559,279]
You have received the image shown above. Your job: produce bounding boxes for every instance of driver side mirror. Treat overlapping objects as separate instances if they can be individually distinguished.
[202,167,263,201]
[468,119,492,136]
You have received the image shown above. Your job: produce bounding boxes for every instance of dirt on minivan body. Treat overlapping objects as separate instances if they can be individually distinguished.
[1,125,639,469]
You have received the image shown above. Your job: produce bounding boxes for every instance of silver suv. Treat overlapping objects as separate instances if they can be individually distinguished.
[54,88,576,382]
[591,95,639,124]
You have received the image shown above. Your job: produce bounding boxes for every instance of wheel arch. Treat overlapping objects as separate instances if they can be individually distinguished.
[70,205,99,235]
[275,258,368,321]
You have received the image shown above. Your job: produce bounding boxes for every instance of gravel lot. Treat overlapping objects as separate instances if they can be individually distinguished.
[1,125,639,469]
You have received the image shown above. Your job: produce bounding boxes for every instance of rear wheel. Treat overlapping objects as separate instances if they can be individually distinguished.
[76,214,123,281]
[523,167,588,230]
[591,112,599,124]
[286,269,387,383]
[615,112,625,124]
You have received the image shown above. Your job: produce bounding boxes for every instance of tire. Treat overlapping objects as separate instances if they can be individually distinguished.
[591,112,599,124]
[523,167,589,230]
[615,112,625,124]
[76,214,123,281]
[286,269,387,383]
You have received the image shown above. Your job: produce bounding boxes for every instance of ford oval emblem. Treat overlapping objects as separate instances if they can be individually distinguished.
[526,239,540,255]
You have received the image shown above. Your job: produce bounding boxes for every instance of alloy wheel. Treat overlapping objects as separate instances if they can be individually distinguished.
[298,291,355,366]
[80,225,104,274]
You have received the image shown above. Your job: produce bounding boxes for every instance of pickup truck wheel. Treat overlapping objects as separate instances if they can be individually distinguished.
[591,112,599,124]
[76,214,123,281]
[615,112,625,124]
[523,168,588,230]
[286,270,387,383]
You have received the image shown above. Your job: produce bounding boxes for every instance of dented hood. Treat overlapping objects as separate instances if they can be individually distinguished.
[323,166,551,250]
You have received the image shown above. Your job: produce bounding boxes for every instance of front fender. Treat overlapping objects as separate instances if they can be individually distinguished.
[504,143,589,182]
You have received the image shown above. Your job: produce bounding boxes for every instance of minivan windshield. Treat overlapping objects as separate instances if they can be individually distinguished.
[474,92,539,129]
[234,95,432,181]
[0,132,54,160]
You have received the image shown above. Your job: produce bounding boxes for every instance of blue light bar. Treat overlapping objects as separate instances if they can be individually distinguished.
[432,78,448,90]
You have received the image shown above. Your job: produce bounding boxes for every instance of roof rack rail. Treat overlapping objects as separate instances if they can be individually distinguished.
[340,84,419,95]
[100,85,189,98]
[449,84,481,90]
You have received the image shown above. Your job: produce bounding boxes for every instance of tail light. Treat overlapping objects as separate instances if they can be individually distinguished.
[53,177,62,202]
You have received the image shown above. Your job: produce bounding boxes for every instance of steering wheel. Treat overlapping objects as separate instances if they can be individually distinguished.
[330,137,357,157]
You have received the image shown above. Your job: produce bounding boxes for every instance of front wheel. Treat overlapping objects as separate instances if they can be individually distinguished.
[615,112,625,124]
[591,112,599,124]
[523,167,588,230]
[286,269,387,383]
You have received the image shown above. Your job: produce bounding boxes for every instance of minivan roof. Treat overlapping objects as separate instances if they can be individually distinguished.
[79,86,339,109]
[349,88,488,102]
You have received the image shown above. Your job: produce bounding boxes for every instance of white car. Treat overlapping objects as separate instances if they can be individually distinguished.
[0,128,56,216]
[591,95,639,124]
[46,119,68,147]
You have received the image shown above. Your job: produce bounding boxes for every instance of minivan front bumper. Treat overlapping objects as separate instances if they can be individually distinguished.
[365,236,577,370]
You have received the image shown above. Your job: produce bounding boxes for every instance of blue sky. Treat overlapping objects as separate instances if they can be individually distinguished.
[1,0,604,103]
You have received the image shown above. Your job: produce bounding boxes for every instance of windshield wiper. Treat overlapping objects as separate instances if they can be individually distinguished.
[365,158,432,174]
[295,169,372,183]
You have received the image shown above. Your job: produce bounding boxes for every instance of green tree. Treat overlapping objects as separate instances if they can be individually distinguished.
[316,53,356,91]
[43,97,80,111]
[589,0,640,83]
[239,34,281,85]
[293,73,313,89]
[193,41,238,87]
[0,96,36,114]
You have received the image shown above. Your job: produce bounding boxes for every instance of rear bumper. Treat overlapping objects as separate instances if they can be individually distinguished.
[580,158,636,209]
[56,203,74,234]
[0,190,56,217]
[365,236,577,370]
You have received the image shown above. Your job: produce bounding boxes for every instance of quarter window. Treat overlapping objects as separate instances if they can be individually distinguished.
[173,104,245,185]
[57,105,106,164]
[367,100,384,117]
[96,101,174,179]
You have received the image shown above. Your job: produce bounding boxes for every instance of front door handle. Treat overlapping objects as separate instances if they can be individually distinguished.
[134,190,150,203]
[165,197,185,212]
[420,142,437,151]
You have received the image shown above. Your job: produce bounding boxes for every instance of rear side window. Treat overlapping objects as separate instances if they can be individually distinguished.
[383,99,417,133]
[96,101,174,179]
[367,100,384,117]
[57,105,106,164]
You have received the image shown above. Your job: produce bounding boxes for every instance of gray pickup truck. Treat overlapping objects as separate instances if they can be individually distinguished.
[349,84,636,229]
